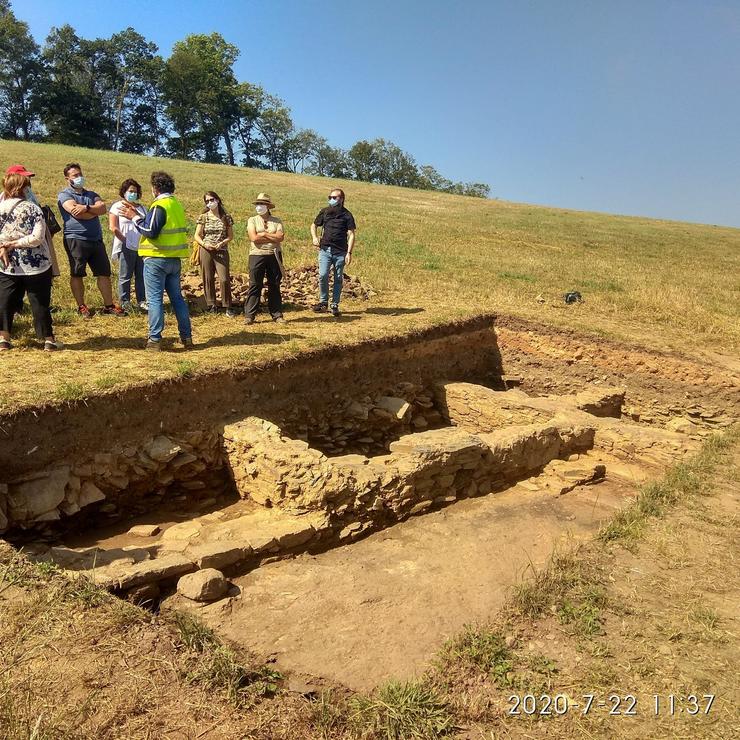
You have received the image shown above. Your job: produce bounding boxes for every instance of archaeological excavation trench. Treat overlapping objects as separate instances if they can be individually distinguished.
[1,315,737,687]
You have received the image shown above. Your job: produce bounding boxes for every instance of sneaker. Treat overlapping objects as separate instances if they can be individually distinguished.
[207,305,218,314]
[43,339,64,352]
[0,338,12,351]
[244,316,255,325]
[146,339,161,351]
[182,337,194,349]
[139,301,149,312]
[312,302,328,313]
[102,303,127,317]
[77,304,93,320]
[330,303,341,317]
[120,300,133,314]
[273,316,286,324]
[225,309,236,318]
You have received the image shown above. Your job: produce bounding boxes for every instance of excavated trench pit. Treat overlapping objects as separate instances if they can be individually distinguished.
[1,315,738,689]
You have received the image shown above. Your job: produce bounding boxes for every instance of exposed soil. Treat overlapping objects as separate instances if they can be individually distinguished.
[176,454,647,691]
[2,313,737,481]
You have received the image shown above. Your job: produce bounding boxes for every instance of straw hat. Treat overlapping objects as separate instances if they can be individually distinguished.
[253,192,275,209]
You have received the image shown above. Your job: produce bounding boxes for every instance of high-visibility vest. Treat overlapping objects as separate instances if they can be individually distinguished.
[138,195,189,258]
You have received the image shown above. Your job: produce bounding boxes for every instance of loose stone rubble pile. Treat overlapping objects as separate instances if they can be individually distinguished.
[181,265,376,310]
[14,380,703,606]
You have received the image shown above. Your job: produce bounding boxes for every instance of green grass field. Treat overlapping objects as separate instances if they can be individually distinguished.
[1,139,738,412]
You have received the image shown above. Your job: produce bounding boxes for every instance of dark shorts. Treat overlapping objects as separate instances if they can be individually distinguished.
[63,237,111,278]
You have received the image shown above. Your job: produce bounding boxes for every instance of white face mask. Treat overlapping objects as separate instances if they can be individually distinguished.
[207,200,219,211]
[255,204,268,215]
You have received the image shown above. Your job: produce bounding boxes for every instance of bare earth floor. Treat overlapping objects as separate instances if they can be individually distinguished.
[208,472,630,691]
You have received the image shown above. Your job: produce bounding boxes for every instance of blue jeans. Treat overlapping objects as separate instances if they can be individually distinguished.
[318,249,346,306]
[142,257,192,342]
[118,246,145,303]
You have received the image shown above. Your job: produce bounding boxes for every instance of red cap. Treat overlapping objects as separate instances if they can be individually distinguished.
[6,164,35,177]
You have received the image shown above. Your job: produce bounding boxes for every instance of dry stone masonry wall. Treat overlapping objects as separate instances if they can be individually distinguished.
[1,431,225,536]
[24,380,704,604]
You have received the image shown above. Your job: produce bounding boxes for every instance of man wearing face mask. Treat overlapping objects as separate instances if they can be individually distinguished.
[310,188,356,317]
[121,171,193,351]
[58,162,125,318]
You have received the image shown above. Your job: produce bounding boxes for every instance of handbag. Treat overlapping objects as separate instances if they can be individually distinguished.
[41,205,61,236]
[189,241,201,268]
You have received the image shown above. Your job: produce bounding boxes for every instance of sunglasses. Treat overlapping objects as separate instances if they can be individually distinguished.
[205,198,217,204]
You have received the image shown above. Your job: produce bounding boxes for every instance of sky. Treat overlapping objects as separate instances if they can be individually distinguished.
[20,0,740,227]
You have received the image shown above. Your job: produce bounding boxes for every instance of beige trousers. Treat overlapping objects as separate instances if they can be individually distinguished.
[199,247,231,307]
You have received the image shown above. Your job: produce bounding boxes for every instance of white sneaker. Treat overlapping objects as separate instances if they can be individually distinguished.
[139,301,149,312]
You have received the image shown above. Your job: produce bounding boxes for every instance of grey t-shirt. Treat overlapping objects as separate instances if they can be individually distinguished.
[57,187,103,241]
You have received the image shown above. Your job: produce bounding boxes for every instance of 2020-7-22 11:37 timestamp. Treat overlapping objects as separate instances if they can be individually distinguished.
[507,693,716,717]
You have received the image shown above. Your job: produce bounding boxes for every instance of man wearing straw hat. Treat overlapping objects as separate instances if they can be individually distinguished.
[244,192,285,324]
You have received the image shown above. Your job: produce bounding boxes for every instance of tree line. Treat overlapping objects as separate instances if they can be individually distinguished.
[0,1,489,198]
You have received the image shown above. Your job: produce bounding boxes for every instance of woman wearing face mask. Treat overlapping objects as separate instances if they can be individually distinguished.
[109,179,148,313]
[245,193,285,325]
[194,191,234,316]
[0,171,62,351]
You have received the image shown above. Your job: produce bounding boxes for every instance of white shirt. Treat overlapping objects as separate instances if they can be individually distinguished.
[110,200,147,258]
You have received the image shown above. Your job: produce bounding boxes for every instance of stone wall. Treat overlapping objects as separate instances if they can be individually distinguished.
[1,431,226,536]
[280,383,445,456]
[222,413,596,539]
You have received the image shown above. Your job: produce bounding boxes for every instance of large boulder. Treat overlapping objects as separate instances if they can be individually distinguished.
[7,466,71,522]
[177,568,229,602]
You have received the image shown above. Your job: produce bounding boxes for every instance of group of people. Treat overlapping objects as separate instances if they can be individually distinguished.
[0,162,357,352]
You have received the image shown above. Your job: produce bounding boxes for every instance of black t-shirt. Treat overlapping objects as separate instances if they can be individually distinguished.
[314,206,356,255]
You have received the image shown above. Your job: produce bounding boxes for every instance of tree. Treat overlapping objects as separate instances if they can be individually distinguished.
[40,25,109,148]
[372,138,419,187]
[305,140,350,178]
[0,0,45,140]
[162,33,241,163]
[107,28,164,154]
[256,95,294,171]
[347,140,379,182]
[233,82,266,167]
[286,129,325,173]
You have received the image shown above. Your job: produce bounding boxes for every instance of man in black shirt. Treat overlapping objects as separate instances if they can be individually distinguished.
[310,188,356,317]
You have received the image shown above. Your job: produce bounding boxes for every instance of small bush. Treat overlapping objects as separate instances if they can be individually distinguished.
[175,360,196,378]
[440,625,514,686]
[56,381,85,401]
[175,612,219,653]
[349,680,454,739]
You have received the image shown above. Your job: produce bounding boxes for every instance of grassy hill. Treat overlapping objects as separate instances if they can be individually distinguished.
[0,139,738,412]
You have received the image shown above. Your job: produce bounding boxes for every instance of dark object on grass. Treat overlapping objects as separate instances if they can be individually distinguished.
[564,291,583,304]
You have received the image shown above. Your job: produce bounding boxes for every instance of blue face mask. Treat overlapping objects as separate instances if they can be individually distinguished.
[125,191,139,203]
[71,175,85,188]
[328,197,340,207]
[24,186,40,206]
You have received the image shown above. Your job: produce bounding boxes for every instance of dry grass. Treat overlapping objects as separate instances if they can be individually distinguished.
[0,139,738,413]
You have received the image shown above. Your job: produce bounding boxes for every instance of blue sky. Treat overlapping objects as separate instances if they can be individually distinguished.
[21,0,740,227]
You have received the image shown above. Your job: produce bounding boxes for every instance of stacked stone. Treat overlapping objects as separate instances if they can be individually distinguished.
[181,265,376,310]
[220,415,600,544]
[283,383,445,456]
[2,431,225,536]
[222,417,352,512]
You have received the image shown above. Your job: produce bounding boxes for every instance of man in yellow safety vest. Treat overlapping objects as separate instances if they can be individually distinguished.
[122,171,193,350]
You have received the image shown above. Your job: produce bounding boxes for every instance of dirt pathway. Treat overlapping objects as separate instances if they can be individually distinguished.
[206,472,632,691]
